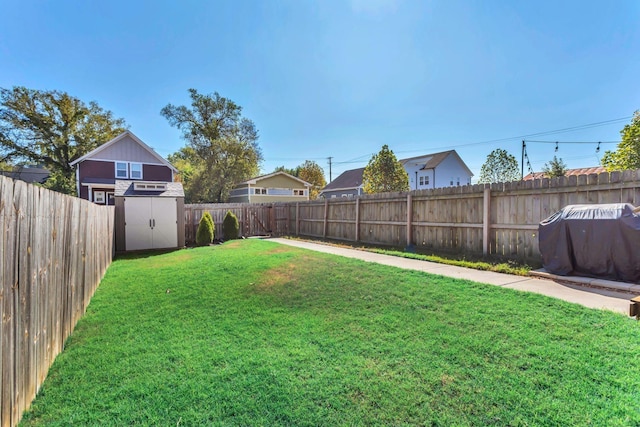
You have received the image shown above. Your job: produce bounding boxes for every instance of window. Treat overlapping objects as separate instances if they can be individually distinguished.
[294,189,305,196]
[456,177,460,186]
[450,177,454,186]
[93,190,105,204]
[115,162,128,178]
[425,176,429,185]
[419,176,424,186]
[331,195,337,199]
[130,163,142,180]
[254,188,266,195]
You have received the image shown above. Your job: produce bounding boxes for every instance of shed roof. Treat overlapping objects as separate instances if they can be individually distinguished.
[115,180,185,197]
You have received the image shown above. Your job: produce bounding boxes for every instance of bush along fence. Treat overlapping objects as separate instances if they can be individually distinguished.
[184,203,290,243]
[0,176,114,427]
[282,170,640,262]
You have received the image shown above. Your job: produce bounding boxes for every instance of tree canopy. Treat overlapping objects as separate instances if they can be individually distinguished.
[601,111,640,171]
[274,160,326,199]
[162,89,263,203]
[0,86,127,194]
[478,148,520,184]
[362,145,409,194]
[541,156,568,178]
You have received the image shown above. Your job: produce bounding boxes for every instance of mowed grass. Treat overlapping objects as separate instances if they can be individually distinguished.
[21,239,640,426]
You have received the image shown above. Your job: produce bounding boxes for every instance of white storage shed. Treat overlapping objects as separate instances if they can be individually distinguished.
[114,180,185,252]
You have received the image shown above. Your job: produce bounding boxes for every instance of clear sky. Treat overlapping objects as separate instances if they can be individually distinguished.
[1,0,639,182]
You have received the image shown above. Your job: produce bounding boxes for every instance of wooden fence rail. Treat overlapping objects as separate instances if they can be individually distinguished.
[0,176,114,427]
[281,169,640,262]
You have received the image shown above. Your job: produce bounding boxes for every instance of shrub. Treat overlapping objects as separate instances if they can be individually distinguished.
[222,210,240,240]
[196,212,215,246]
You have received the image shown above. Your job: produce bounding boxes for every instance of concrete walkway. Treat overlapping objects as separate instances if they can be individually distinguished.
[269,238,634,316]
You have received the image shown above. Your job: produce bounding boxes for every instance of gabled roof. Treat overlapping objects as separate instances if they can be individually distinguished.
[523,166,606,181]
[320,149,473,193]
[234,171,312,187]
[400,150,473,177]
[69,130,178,172]
[320,167,365,192]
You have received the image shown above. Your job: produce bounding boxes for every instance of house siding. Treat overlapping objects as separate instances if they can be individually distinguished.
[79,160,115,182]
[143,164,173,181]
[92,134,165,164]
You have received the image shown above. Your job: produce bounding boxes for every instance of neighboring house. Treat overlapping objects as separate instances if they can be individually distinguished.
[0,165,50,184]
[401,150,473,190]
[319,150,473,198]
[70,131,177,205]
[523,166,606,181]
[228,171,312,203]
[318,167,365,199]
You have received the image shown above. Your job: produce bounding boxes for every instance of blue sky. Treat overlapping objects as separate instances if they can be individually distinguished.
[1,0,639,182]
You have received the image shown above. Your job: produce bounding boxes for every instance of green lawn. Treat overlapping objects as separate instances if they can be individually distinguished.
[20,239,640,426]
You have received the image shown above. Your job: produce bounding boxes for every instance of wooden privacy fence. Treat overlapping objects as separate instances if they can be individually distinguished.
[0,176,114,427]
[281,169,640,262]
[184,203,290,242]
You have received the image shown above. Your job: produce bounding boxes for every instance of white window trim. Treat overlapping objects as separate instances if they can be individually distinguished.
[94,190,106,204]
[130,162,143,180]
[115,162,128,179]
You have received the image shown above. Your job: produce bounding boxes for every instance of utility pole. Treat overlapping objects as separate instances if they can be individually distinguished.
[327,156,333,182]
[521,140,525,180]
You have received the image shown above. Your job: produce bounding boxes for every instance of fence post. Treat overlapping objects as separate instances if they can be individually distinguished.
[323,199,328,238]
[406,193,412,247]
[295,203,300,236]
[483,187,491,255]
[355,198,360,242]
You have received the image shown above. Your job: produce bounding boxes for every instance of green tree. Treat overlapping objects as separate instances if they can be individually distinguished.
[0,86,127,194]
[167,146,200,203]
[196,211,215,245]
[541,156,568,178]
[362,145,409,194]
[478,148,520,184]
[273,165,298,176]
[222,210,240,240]
[297,160,327,200]
[274,161,326,200]
[161,89,263,203]
[601,111,640,171]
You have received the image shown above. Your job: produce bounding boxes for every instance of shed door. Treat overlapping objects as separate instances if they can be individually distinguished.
[125,198,153,251]
[124,197,178,250]
[151,198,177,249]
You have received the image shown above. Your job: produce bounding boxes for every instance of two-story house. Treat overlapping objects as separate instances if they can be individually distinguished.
[319,150,473,198]
[70,131,177,205]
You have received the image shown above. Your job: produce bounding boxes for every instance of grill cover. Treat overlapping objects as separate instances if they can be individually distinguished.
[538,203,640,283]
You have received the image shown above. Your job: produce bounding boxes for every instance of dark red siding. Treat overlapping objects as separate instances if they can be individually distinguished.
[143,164,173,181]
[79,160,115,182]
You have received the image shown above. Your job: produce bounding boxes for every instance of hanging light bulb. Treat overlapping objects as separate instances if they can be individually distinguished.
[555,142,558,152]
[596,142,601,153]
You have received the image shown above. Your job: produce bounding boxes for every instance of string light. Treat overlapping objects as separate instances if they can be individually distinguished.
[555,142,558,152]
[596,142,601,153]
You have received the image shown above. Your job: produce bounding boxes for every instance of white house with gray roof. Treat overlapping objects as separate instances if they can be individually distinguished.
[319,150,472,198]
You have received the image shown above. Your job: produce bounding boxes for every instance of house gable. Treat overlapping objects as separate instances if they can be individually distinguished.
[252,173,310,189]
[70,130,177,172]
